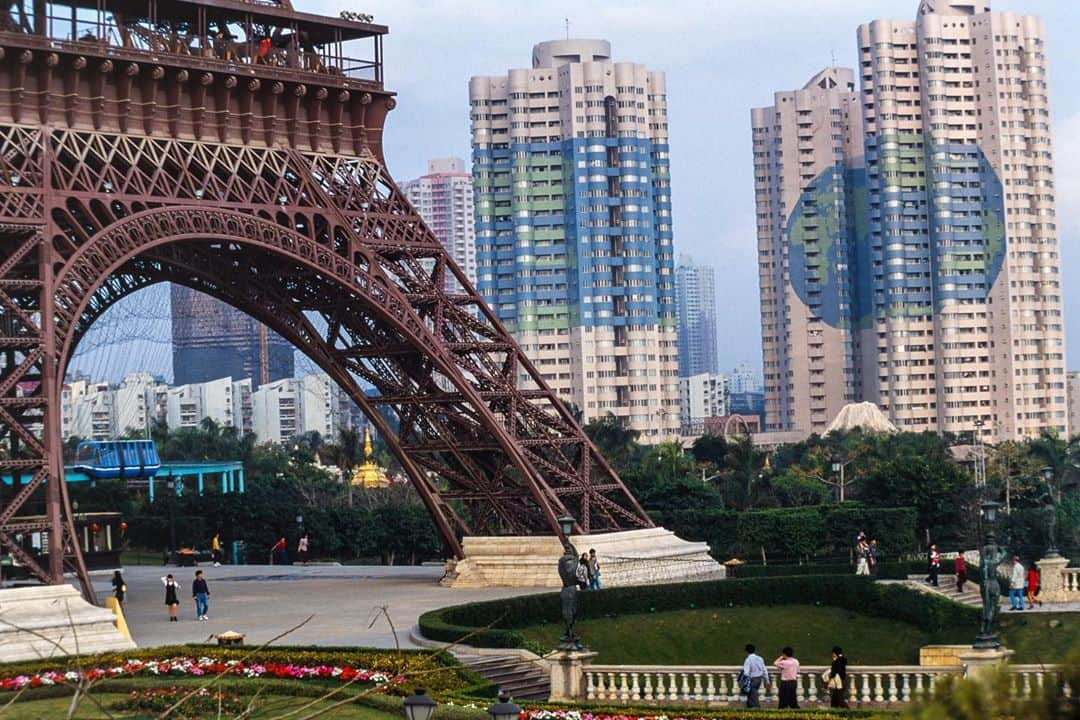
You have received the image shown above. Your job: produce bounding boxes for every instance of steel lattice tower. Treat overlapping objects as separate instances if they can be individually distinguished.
[0,0,652,601]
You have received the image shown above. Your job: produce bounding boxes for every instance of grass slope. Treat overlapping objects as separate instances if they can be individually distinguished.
[1,693,402,719]
[521,605,1080,665]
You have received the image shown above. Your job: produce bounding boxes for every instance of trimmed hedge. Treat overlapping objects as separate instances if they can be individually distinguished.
[418,576,978,649]
[652,506,918,562]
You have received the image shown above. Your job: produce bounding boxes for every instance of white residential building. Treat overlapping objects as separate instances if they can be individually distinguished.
[679,373,729,429]
[252,374,347,445]
[165,376,252,433]
[729,363,762,395]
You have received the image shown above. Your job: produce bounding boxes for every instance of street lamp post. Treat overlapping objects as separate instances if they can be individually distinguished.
[486,693,521,720]
[403,689,437,720]
[973,419,986,488]
[829,456,854,503]
[1041,465,1060,559]
[556,514,582,649]
[974,500,1007,650]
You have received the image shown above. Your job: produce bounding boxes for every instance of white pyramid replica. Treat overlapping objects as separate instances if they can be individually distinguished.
[824,401,898,435]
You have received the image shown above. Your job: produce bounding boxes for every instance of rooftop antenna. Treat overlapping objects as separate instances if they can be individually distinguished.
[565,17,570,40]
[831,48,837,68]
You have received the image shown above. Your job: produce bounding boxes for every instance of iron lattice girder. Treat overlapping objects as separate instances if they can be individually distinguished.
[0,24,654,596]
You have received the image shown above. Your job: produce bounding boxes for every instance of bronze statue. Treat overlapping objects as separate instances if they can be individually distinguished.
[558,539,583,649]
[975,540,1008,648]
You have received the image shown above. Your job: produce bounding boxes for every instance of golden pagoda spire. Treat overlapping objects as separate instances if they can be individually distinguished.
[352,425,389,488]
[363,425,374,461]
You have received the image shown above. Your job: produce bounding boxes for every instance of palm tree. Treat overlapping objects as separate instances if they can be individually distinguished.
[722,434,763,509]
[327,425,363,507]
[584,413,640,471]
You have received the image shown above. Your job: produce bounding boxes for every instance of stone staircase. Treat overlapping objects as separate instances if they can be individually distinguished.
[454,652,550,702]
[905,574,981,606]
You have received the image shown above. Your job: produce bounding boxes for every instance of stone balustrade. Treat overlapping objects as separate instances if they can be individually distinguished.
[582,663,1067,707]
[1061,568,1080,594]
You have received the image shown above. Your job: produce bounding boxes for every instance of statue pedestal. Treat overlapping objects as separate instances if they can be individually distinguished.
[442,528,723,588]
[547,649,598,702]
[958,646,1013,680]
[1036,556,1070,603]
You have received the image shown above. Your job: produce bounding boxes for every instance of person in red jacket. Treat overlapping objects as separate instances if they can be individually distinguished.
[1026,564,1043,608]
[955,554,968,593]
[270,536,287,565]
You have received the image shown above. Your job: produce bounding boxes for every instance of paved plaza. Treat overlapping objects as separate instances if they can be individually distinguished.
[87,565,545,649]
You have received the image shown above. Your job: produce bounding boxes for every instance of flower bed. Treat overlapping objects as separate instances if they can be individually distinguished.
[113,687,248,717]
[0,655,401,691]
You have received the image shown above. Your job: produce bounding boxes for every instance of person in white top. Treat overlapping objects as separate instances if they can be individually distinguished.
[297,533,309,566]
[1008,556,1027,611]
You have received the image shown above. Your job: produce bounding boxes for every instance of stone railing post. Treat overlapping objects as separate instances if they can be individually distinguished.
[959,647,1014,681]
[1036,556,1070,603]
[548,649,599,702]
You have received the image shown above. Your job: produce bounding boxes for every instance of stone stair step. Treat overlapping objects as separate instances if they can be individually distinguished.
[453,650,550,702]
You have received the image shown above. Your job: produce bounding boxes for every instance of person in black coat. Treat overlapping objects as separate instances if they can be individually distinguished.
[111,570,126,605]
[828,646,849,708]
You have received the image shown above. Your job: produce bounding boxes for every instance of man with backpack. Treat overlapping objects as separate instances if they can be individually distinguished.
[740,644,769,707]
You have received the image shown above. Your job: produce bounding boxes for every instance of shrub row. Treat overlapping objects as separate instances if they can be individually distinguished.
[418,576,978,649]
[652,506,918,562]
[733,558,956,580]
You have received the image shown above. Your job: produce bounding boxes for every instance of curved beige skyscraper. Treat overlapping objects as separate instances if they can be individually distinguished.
[754,0,1066,441]
[859,0,1065,441]
[470,39,680,442]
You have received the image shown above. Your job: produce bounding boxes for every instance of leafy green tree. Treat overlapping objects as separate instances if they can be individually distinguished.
[859,432,972,545]
[584,413,641,472]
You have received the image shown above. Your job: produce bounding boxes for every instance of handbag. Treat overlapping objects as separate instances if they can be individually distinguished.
[827,674,844,690]
[737,670,751,694]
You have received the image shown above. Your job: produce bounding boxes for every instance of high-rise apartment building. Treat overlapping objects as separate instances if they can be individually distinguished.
[859,0,1065,440]
[754,0,1067,441]
[675,255,718,378]
[729,363,763,395]
[401,158,477,293]
[469,39,679,440]
[678,372,729,430]
[752,67,865,434]
[1068,371,1080,438]
[171,285,294,388]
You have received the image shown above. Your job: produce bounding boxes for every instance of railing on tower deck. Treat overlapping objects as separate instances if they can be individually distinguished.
[583,664,1070,707]
[0,0,385,84]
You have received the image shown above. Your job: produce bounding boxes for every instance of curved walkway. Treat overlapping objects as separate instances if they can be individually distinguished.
[97,565,547,649]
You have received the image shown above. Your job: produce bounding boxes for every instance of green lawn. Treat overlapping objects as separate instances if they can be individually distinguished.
[0,692,404,719]
[520,605,1080,666]
[997,612,1080,664]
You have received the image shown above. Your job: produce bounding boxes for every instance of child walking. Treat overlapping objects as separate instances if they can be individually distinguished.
[162,573,180,621]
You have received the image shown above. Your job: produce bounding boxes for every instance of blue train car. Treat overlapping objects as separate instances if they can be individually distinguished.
[72,440,161,480]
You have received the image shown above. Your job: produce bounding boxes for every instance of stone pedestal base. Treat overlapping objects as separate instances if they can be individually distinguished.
[919,644,969,667]
[442,527,724,588]
[1036,556,1070,603]
[547,649,597,702]
[958,646,1014,680]
[0,585,136,662]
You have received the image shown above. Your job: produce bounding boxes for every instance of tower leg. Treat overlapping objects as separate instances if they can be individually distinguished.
[39,234,96,603]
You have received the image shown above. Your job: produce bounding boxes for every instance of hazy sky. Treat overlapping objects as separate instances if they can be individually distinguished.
[313,0,1080,375]
[75,0,1080,383]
